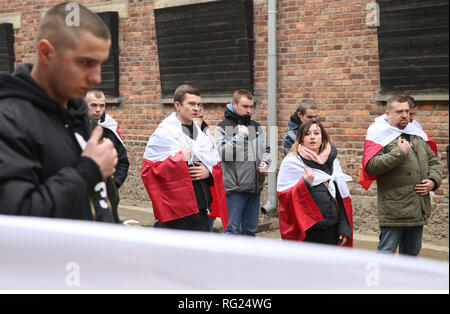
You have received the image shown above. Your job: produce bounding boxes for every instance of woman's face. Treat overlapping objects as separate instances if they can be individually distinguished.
[302,123,322,153]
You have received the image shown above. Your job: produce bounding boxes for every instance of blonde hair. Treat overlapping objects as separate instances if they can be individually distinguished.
[232,89,254,105]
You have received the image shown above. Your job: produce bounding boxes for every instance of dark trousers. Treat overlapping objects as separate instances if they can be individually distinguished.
[304,224,339,245]
[154,211,210,232]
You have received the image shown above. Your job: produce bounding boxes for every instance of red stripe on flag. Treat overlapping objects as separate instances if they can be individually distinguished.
[342,196,354,248]
[141,152,198,222]
[209,163,229,231]
[277,177,323,242]
[115,125,123,140]
[359,139,383,190]
[428,137,438,156]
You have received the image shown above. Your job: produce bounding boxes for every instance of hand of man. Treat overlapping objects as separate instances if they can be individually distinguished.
[303,168,314,185]
[237,125,249,136]
[338,234,349,247]
[189,162,211,181]
[414,179,435,196]
[397,137,411,155]
[181,145,192,161]
[258,161,268,175]
[82,126,118,180]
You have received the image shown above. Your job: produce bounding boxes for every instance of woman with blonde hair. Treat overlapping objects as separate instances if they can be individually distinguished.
[277,120,353,246]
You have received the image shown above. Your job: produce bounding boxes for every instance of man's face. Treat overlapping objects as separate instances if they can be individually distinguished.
[86,94,106,120]
[175,93,202,125]
[298,108,318,124]
[233,97,254,116]
[46,31,111,105]
[387,101,410,130]
[409,106,417,123]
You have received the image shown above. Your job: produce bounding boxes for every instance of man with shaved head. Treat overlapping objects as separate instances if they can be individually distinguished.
[86,89,129,189]
[0,2,120,222]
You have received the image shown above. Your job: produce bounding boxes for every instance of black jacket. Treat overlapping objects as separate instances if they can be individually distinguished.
[302,145,351,237]
[0,63,119,222]
[100,122,129,189]
[282,110,302,155]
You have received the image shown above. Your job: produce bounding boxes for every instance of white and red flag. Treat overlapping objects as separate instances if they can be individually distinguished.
[359,115,437,190]
[277,153,354,246]
[141,113,228,228]
[99,113,124,146]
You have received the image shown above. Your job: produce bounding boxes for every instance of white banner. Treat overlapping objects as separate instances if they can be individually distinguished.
[0,215,448,291]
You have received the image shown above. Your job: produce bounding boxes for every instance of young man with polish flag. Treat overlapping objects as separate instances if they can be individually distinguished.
[141,85,228,232]
[360,95,441,256]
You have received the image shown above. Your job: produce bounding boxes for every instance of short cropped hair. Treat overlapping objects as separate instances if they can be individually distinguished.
[173,84,201,103]
[232,89,254,105]
[297,99,318,115]
[386,95,413,111]
[85,89,105,99]
[36,2,111,51]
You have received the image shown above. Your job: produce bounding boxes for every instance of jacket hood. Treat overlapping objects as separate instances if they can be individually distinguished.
[289,109,302,126]
[224,102,251,126]
[0,63,88,120]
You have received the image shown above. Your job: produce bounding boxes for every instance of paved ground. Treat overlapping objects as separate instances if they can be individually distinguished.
[118,203,449,262]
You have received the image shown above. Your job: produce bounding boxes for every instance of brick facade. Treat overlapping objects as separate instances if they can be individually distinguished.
[1,0,448,241]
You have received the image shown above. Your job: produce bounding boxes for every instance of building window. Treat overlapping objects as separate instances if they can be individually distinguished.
[155,0,254,100]
[0,23,15,73]
[94,11,120,98]
[377,0,449,96]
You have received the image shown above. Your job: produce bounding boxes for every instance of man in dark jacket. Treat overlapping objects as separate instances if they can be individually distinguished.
[214,90,270,235]
[282,99,319,155]
[86,89,129,189]
[0,2,119,222]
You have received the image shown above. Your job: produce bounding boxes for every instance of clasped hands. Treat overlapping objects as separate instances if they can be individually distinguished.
[181,145,210,181]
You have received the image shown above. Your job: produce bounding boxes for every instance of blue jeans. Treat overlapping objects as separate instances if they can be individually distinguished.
[225,192,261,236]
[377,226,423,256]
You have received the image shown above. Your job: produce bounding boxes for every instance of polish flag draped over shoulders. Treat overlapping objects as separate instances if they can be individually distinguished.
[359,114,435,190]
[142,113,228,228]
[277,153,354,246]
[99,113,124,146]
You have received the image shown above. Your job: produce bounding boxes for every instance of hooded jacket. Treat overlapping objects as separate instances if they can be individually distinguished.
[214,103,270,195]
[0,63,119,222]
[282,110,302,155]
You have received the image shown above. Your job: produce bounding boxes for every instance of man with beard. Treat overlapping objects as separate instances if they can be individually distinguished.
[214,89,270,236]
[362,95,441,256]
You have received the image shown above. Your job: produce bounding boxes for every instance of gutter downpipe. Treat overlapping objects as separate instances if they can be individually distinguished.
[261,0,278,214]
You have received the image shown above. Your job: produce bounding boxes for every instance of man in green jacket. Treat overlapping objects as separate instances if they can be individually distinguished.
[366,95,442,256]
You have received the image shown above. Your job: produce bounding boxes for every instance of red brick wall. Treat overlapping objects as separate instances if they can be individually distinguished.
[2,0,448,237]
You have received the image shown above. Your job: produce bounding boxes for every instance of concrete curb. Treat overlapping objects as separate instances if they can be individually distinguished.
[118,203,449,255]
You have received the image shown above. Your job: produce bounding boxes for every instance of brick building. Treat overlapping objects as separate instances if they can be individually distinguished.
[1,0,448,242]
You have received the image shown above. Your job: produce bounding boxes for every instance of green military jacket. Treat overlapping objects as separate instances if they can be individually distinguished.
[366,135,442,227]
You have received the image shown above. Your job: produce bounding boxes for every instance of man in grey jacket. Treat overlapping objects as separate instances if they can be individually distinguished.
[214,90,270,235]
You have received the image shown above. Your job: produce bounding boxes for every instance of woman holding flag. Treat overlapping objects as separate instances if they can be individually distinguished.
[277,120,353,246]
